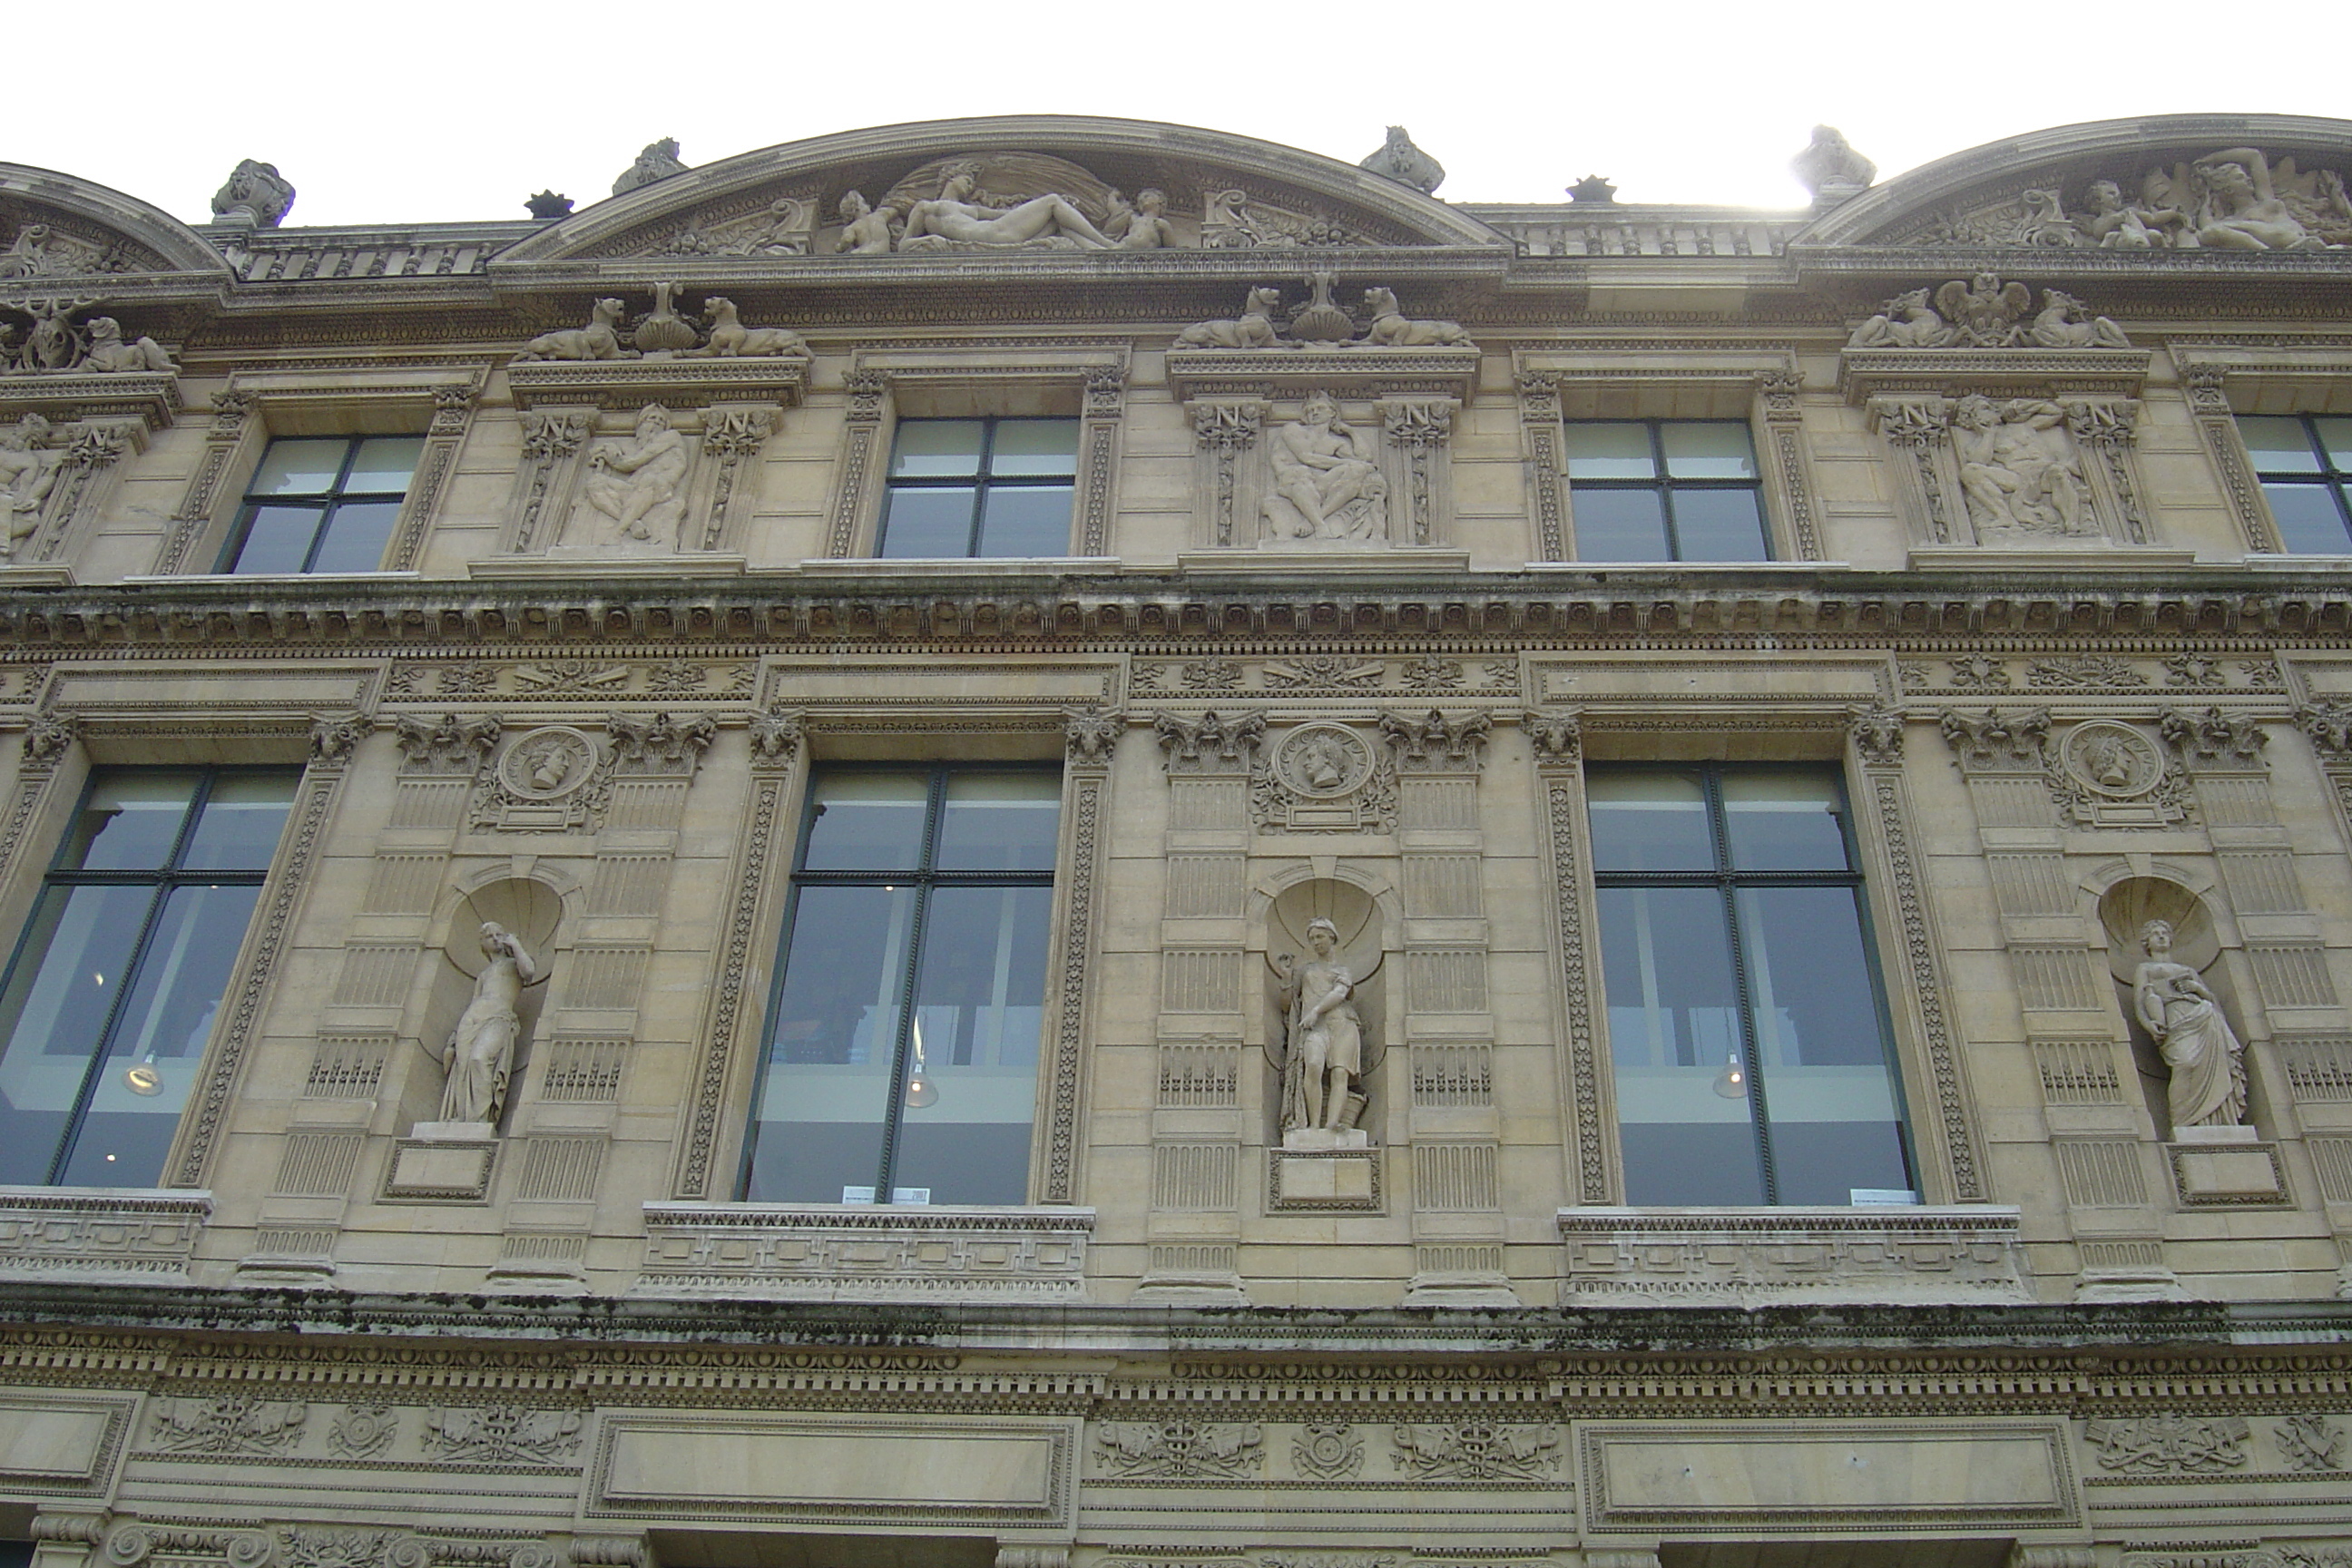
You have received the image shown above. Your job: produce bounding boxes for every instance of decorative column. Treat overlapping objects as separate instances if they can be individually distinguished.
[384,382,480,569]
[1188,399,1264,550]
[1381,709,1514,1306]
[506,409,593,553]
[1528,707,1611,1205]
[674,704,804,1199]
[1757,368,1824,560]
[1076,365,1125,556]
[153,391,256,573]
[1378,397,1456,547]
[1516,372,1566,560]
[1136,710,1258,1298]
[1869,396,1959,545]
[2290,704,2352,1295]
[2064,397,2150,544]
[823,370,888,557]
[2182,365,2281,553]
[694,408,775,552]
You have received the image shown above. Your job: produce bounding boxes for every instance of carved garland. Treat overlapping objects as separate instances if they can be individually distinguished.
[1532,713,1607,1204]
[1043,766,1104,1202]
[825,372,889,558]
[1517,374,1565,561]
[1759,369,1824,561]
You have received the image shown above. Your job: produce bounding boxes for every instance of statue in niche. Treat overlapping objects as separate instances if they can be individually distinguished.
[2133,919,2248,1131]
[835,191,897,255]
[1271,917,1385,1149]
[1262,391,1387,543]
[576,405,690,548]
[440,923,540,1126]
[1951,395,2089,537]
[0,414,59,557]
[898,161,1116,250]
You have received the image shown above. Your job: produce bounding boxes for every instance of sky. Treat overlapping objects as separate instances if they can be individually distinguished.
[15,0,2352,230]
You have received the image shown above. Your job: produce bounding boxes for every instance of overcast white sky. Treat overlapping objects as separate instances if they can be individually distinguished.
[17,0,2352,229]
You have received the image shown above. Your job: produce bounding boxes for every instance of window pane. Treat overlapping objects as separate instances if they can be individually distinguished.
[1562,424,1655,479]
[2314,417,2352,472]
[229,505,322,574]
[1600,885,1763,1205]
[743,884,914,1203]
[1587,769,1713,872]
[249,439,348,496]
[67,773,199,871]
[2239,416,2322,475]
[936,773,1060,871]
[345,437,423,492]
[1661,422,1757,479]
[0,886,152,1184]
[1721,769,1849,871]
[987,419,1080,477]
[2263,482,2352,553]
[878,486,977,558]
[181,774,298,871]
[975,485,1073,557]
[888,420,985,478]
[801,774,929,871]
[1668,486,1769,561]
[56,883,260,1187]
[1571,486,1671,561]
[309,502,401,573]
[892,884,1053,1205]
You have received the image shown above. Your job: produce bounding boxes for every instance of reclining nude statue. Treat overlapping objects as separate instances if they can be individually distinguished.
[898,162,1115,250]
[438,922,540,1127]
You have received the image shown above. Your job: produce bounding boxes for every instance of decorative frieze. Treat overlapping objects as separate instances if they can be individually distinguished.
[2084,1413,2250,1473]
[1390,1420,1561,1480]
[1093,1420,1263,1479]
[1557,1207,2031,1304]
[633,1203,1093,1298]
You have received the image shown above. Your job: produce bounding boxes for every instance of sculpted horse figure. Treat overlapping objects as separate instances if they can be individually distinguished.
[514,299,633,362]
[1360,287,1472,347]
[692,298,809,358]
[1176,287,1284,349]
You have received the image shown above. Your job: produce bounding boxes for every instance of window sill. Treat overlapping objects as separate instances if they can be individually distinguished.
[0,1185,213,1282]
[634,1200,1093,1302]
[124,571,424,586]
[1555,1204,2028,1306]
[794,556,1124,577]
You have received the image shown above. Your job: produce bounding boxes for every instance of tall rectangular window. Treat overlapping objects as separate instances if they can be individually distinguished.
[221,436,422,574]
[877,417,1078,558]
[1588,765,1912,1206]
[2238,415,2352,552]
[0,769,297,1186]
[743,767,1061,1206]
[1564,419,1769,562]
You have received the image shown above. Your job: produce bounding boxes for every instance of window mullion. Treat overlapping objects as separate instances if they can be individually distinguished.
[1702,769,1779,1203]
[876,769,951,1201]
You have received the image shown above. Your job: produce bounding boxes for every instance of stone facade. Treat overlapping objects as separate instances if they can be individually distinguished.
[0,112,2347,1568]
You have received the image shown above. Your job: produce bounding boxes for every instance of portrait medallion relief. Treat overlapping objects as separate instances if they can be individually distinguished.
[1274,722,1376,799]
[498,727,599,800]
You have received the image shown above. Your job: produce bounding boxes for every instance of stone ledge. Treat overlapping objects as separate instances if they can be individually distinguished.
[632,1202,1093,1301]
[1556,1205,2031,1306]
[0,1186,212,1282]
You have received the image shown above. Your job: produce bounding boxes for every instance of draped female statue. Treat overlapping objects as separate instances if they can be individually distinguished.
[2132,919,2248,1130]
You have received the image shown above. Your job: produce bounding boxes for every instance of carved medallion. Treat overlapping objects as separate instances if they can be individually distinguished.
[2052,720,2190,828]
[1253,722,1396,833]
[473,726,612,832]
[499,727,598,800]
[1274,722,1375,799]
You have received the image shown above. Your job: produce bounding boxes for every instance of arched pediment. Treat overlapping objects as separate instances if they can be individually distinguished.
[495,115,1509,267]
[1793,113,2352,253]
[0,164,232,281]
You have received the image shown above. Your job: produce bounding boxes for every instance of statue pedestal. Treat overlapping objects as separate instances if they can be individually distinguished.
[1281,1127,1369,1153]
[1268,1144,1382,1213]
[2171,1122,2259,1144]
[382,1126,499,1203]
[2166,1138,2287,1207]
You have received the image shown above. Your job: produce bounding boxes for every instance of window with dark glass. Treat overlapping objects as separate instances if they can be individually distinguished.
[220,436,422,574]
[1587,765,1912,1206]
[1564,420,1769,562]
[877,417,1078,558]
[0,769,297,1186]
[743,767,1061,1206]
[2238,415,2352,552]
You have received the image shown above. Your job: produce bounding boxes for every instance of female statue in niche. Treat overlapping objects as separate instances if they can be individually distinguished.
[2132,918,2248,1130]
[440,922,540,1126]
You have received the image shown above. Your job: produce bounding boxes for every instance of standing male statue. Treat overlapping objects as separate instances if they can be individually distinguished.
[440,923,539,1126]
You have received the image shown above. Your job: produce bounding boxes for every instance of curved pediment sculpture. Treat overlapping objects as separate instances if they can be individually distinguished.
[0,166,238,281]
[493,116,1508,269]
[1795,113,2352,252]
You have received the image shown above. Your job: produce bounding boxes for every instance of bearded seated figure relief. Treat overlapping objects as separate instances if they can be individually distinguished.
[1262,394,1388,544]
